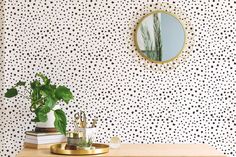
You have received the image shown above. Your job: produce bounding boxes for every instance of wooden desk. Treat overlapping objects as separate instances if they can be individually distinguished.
[17,144,226,157]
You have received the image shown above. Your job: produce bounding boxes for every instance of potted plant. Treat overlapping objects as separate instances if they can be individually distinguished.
[4,73,73,135]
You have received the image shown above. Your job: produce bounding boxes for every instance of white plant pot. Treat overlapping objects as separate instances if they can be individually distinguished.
[35,106,60,128]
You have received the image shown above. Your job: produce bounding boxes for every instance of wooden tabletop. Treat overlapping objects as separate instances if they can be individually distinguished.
[17,144,226,157]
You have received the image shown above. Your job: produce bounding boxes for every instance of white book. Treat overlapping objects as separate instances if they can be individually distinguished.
[25,136,66,144]
[25,134,65,141]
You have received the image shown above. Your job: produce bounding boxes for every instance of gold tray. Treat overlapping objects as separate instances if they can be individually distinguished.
[50,143,109,155]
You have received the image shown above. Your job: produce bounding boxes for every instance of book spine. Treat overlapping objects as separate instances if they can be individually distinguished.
[25,131,61,136]
[25,138,66,144]
[25,135,65,141]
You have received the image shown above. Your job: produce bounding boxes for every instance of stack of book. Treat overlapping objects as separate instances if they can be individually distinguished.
[24,131,66,149]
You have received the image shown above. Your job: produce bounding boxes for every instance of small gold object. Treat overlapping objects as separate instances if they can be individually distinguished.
[67,132,82,138]
[91,118,97,128]
[50,143,109,155]
[74,111,87,128]
[80,111,87,128]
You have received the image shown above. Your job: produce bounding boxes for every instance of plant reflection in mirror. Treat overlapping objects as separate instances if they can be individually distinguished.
[140,24,154,59]
[140,13,162,61]
[153,13,162,61]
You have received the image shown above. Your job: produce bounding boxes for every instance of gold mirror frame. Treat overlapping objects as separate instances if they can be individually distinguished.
[134,10,187,64]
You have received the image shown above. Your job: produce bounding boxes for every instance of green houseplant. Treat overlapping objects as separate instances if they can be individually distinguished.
[4,73,74,135]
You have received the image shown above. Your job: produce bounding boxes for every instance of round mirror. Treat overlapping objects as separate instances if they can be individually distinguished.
[135,11,186,63]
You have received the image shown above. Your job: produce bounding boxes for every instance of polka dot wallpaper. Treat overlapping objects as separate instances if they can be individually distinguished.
[0,0,235,157]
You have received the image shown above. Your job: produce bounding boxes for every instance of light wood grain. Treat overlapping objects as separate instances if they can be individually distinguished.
[17,144,226,157]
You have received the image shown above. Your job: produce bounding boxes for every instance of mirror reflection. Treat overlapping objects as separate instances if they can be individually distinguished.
[135,11,185,63]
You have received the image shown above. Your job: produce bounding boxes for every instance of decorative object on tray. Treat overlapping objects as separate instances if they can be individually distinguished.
[50,111,109,155]
[66,111,97,150]
[109,136,121,149]
[74,111,97,142]
[4,73,74,135]
[66,132,94,150]
[24,131,66,149]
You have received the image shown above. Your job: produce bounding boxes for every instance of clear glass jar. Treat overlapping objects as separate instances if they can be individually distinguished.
[67,132,83,146]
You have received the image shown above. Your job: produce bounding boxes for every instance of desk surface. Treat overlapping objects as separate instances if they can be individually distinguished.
[17,144,226,157]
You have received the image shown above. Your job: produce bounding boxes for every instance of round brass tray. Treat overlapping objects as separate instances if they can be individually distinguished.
[50,143,109,155]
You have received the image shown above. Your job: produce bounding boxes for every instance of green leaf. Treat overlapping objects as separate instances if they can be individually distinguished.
[40,85,55,97]
[35,111,47,122]
[36,73,50,85]
[15,81,26,86]
[55,86,73,104]
[34,106,51,122]
[5,88,18,98]
[30,80,42,110]
[45,96,57,109]
[31,88,42,103]
[39,105,51,113]
[37,112,47,122]
[54,109,67,135]
[30,80,41,90]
